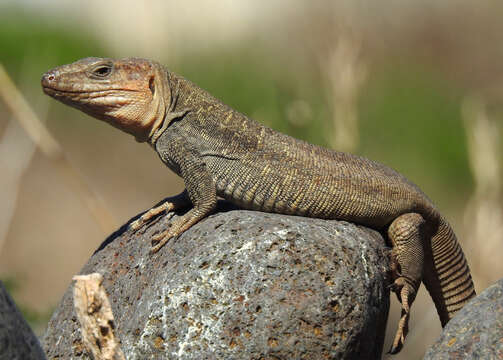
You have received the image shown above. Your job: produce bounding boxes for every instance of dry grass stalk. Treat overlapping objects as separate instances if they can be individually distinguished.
[73,273,126,360]
[462,95,503,288]
[0,118,37,256]
[321,31,367,152]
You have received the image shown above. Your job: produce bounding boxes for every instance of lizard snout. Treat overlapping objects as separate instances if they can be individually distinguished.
[41,69,64,97]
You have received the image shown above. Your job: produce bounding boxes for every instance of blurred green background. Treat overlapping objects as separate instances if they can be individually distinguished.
[1,1,502,359]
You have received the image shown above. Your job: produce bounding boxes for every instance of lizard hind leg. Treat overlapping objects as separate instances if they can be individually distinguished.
[129,190,191,231]
[387,212,426,354]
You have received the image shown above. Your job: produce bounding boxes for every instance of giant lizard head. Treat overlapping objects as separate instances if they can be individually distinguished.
[41,57,168,142]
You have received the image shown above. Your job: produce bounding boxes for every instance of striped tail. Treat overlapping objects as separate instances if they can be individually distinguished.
[423,217,476,326]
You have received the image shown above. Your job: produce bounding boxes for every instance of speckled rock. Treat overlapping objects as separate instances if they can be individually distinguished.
[0,281,46,360]
[424,278,503,359]
[43,205,390,359]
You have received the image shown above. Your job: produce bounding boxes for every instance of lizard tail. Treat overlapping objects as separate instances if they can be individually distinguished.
[422,217,476,326]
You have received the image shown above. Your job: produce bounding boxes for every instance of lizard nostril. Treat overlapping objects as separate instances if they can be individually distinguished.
[41,72,57,88]
[42,71,57,82]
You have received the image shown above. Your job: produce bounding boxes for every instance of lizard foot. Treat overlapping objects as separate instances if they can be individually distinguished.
[388,276,415,354]
[130,191,191,232]
[150,209,209,253]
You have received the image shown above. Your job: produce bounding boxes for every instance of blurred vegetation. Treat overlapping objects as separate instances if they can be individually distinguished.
[359,65,473,207]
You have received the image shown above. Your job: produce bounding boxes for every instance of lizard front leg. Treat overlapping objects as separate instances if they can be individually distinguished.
[150,144,217,253]
[387,212,425,354]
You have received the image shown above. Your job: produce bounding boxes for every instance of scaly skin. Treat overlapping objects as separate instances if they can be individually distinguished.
[42,57,476,353]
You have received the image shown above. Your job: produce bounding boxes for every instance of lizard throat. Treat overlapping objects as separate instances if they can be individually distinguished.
[148,108,190,145]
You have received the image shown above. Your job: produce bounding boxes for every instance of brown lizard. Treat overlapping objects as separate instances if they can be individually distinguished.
[41,57,476,354]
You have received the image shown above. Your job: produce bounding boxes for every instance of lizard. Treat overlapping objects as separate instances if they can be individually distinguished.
[41,57,476,354]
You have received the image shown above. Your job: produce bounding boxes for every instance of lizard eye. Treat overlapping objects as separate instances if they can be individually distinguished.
[91,64,113,78]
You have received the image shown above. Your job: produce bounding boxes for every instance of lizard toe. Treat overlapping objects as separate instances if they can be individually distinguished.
[389,309,409,354]
[150,238,170,253]
[150,230,174,253]
[129,218,144,231]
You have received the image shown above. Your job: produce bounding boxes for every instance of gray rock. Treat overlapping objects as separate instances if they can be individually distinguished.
[43,206,390,359]
[0,281,46,360]
[424,278,503,359]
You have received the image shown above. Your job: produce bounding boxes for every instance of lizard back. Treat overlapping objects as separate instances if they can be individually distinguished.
[165,72,436,228]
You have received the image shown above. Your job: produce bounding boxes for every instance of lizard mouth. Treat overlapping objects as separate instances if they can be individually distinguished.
[42,86,87,97]
[41,83,121,103]
[41,85,64,97]
[41,86,94,105]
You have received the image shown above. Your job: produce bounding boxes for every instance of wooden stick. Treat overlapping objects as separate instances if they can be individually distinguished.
[73,273,126,360]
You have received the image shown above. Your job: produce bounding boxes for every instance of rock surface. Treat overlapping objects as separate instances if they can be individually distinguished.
[43,206,390,359]
[424,278,503,359]
[0,281,46,360]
